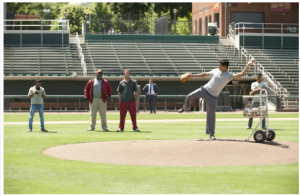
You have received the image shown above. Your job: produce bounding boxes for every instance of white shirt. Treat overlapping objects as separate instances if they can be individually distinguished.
[147,84,155,95]
[204,68,236,97]
[28,86,46,105]
[251,81,267,102]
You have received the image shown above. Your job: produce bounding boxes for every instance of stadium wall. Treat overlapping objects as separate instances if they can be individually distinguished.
[4,80,251,110]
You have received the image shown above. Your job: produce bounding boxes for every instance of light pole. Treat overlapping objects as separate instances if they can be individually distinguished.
[65,12,69,19]
[173,8,177,35]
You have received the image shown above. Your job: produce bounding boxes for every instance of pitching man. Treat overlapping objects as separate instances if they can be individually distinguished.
[178,58,255,140]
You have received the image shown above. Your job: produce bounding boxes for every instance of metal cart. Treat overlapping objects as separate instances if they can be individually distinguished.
[243,89,276,143]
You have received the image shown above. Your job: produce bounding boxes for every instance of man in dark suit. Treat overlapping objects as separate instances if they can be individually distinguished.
[143,78,160,114]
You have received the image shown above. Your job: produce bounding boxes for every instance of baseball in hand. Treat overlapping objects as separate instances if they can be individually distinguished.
[250,57,255,63]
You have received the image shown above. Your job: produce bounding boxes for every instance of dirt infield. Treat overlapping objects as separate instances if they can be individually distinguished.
[44,139,298,167]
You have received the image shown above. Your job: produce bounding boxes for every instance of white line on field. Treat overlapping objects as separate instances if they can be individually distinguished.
[3,118,299,125]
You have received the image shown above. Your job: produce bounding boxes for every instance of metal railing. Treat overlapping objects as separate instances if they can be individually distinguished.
[231,22,298,49]
[4,95,187,112]
[4,19,70,31]
[76,32,87,76]
[4,19,70,47]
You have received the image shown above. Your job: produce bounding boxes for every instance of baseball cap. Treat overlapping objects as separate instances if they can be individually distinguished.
[95,69,103,74]
[35,79,42,82]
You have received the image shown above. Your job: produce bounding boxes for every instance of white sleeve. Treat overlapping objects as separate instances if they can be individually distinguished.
[28,87,33,95]
[263,82,268,88]
[208,68,217,76]
[251,83,256,90]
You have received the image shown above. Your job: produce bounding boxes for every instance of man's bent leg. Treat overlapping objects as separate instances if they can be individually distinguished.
[183,87,206,112]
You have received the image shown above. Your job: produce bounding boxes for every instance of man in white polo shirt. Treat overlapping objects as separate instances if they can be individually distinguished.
[28,79,48,132]
[178,59,255,140]
[246,73,267,130]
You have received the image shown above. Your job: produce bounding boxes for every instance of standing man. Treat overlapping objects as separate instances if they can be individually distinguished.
[136,80,141,114]
[246,73,267,130]
[84,69,112,131]
[28,79,48,132]
[178,59,255,140]
[117,69,140,132]
[143,78,160,114]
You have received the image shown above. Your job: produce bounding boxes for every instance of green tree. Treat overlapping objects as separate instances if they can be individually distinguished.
[108,3,152,20]
[56,4,87,35]
[154,3,192,20]
[6,2,67,19]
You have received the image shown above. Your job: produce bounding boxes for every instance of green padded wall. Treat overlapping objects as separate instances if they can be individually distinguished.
[4,33,69,46]
[239,35,299,49]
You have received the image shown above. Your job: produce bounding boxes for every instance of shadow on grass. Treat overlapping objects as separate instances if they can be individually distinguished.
[41,131,57,133]
[96,131,152,133]
[196,138,290,149]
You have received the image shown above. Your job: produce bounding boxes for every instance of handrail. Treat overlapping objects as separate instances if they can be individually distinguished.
[76,32,87,76]
[234,22,298,35]
[240,47,289,99]
[4,19,70,31]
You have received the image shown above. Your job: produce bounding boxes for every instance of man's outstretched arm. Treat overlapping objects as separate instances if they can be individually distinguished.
[191,72,210,78]
[233,59,255,80]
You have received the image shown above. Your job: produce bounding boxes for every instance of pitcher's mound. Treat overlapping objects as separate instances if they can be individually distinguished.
[44,139,298,167]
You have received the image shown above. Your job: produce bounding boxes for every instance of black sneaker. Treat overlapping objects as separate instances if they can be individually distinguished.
[41,129,48,132]
[178,108,184,113]
[103,129,109,132]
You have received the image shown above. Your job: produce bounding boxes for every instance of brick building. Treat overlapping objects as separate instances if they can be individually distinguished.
[192,2,299,37]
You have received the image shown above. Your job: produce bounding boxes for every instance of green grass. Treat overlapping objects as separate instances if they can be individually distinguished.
[4,112,299,122]
[4,113,299,194]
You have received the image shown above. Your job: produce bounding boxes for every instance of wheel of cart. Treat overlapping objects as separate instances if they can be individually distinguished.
[242,89,275,143]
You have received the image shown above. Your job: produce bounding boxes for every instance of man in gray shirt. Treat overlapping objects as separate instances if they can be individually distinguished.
[178,59,255,140]
[28,79,48,132]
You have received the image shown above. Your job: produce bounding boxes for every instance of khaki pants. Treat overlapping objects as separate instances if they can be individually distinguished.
[89,98,107,131]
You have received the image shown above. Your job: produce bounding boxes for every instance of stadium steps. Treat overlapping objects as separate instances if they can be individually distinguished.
[4,46,82,76]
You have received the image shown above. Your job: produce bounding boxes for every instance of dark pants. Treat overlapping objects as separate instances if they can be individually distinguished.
[119,100,138,131]
[248,118,266,128]
[148,95,156,113]
[183,87,218,135]
[248,101,266,128]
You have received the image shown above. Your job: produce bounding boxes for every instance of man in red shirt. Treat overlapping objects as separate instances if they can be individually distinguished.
[84,69,112,131]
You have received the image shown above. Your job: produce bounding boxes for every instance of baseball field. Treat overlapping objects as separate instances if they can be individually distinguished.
[3,112,299,194]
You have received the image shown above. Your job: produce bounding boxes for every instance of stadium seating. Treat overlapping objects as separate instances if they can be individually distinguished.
[4,46,82,76]
[81,42,243,76]
[241,48,298,96]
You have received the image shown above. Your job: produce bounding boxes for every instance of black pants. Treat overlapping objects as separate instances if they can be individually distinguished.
[148,95,156,113]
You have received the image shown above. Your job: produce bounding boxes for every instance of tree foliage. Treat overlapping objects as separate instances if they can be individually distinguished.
[153,3,192,20]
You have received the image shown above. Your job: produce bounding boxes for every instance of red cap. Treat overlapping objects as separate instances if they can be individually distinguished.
[95,69,103,74]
